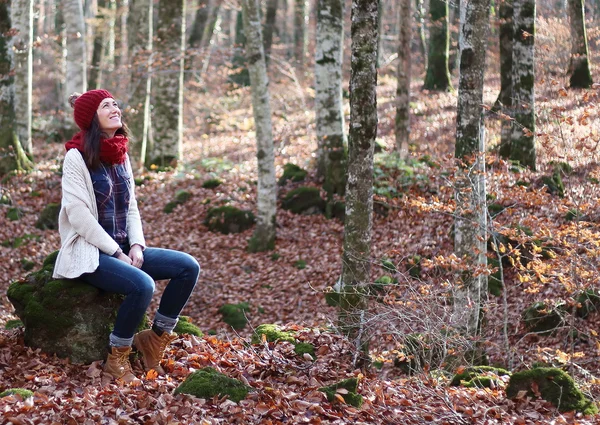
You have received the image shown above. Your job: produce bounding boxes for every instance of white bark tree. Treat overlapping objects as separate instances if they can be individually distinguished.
[149,0,186,168]
[395,0,411,158]
[61,0,87,98]
[11,0,33,156]
[315,0,346,196]
[453,0,490,336]
[294,0,308,66]
[242,0,277,252]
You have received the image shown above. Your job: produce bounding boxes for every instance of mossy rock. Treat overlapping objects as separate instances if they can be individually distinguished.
[5,319,23,330]
[330,201,345,220]
[371,275,395,295]
[522,301,566,335]
[7,207,24,221]
[6,252,148,364]
[251,324,315,357]
[174,316,203,337]
[21,259,35,271]
[278,163,308,185]
[0,388,34,398]
[381,259,397,273]
[541,172,564,197]
[324,289,340,307]
[164,190,192,213]
[204,206,255,234]
[174,367,251,403]
[488,203,505,217]
[406,255,421,278]
[218,302,250,330]
[0,193,12,205]
[202,178,222,189]
[450,366,510,388]
[393,333,445,375]
[506,368,598,414]
[319,378,363,408]
[281,187,325,215]
[294,259,307,269]
[35,203,60,230]
[576,290,600,319]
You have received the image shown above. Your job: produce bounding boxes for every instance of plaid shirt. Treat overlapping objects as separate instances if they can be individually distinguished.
[89,163,131,245]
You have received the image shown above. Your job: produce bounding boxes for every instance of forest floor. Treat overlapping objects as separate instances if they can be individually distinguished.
[3,16,600,425]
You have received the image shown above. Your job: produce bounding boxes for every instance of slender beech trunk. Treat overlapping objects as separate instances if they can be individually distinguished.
[395,0,412,158]
[510,0,536,170]
[415,0,428,70]
[294,0,307,66]
[567,0,592,88]
[127,0,152,170]
[106,0,116,75]
[263,0,278,61]
[189,0,210,47]
[424,0,451,90]
[339,0,378,367]
[150,0,185,168]
[1,2,33,174]
[453,0,490,337]
[315,0,346,197]
[498,0,514,158]
[242,0,277,252]
[62,0,87,98]
[118,0,129,74]
[280,0,289,46]
[11,0,33,156]
[89,0,105,89]
[197,0,223,80]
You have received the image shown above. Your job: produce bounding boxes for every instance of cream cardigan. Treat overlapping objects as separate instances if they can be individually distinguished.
[53,149,146,279]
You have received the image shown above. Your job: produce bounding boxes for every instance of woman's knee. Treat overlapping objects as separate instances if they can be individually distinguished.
[180,252,200,279]
[134,275,155,300]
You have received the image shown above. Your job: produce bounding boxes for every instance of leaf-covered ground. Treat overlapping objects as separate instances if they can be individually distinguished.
[3,12,600,424]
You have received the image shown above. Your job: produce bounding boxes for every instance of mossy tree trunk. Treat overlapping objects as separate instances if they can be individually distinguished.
[509,0,536,170]
[424,0,451,90]
[62,0,87,98]
[294,0,307,67]
[415,0,428,70]
[453,0,490,337]
[149,0,185,168]
[263,0,278,62]
[0,1,33,175]
[567,0,592,88]
[11,0,33,156]
[315,0,346,197]
[242,0,277,252]
[395,0,412,158]
[127,0,153,170]
[339,0,378,367]
[497,0,514,158]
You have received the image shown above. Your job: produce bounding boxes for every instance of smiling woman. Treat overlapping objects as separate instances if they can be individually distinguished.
[53,89,201,385]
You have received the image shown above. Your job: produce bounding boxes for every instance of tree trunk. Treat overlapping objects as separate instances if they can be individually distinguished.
[11,0,33,156]
[395,0,411,158]
[315,0,346,197]
[0,2,33,174]
[242,0,277,253]
[415,0,428,70]
[339,0,378,367]
[149,0,185,168]
[62,0,88,98]
[497,0,513,158]
[510,0,536,170]
[89,0,105,89]
[424,0,451,90]
[280,0,290,46]
[567,0,592,88]
[263,0,278,61]
[127,0,153,170]
[453,0,490,337]
[197,0,223,80]
[188,0,210,47]
[118,0,129,78]
[294,0,307,66]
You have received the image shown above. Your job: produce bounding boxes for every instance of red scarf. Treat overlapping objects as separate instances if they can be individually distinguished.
[65,131,128,165]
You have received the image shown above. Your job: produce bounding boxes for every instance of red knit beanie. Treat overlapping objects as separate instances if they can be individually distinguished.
[72,89,114,130]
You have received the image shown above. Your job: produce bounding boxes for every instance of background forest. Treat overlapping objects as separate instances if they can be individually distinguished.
[2,0,600,423]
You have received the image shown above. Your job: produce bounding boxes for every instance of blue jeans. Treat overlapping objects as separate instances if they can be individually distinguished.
[80,247,200,339]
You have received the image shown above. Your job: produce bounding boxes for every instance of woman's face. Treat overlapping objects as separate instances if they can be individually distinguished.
[96,97,122,137]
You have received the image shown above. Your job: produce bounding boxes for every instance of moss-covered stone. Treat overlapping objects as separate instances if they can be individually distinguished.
[204,206,255,234]
[406,255,421,278]
[202,178,222,189]
[218,302,250,330]
[576,290,600,319]
[541,171,564,197]
[381,259,397,273]
[7,207,24,221]
[324,289,340,307]
[330,201,345,220]
[5,319,23,330]
[251,324,316,357]
[450,366,510,388]
[35,203,60,230]
[393,333,446,374]
[506,368,598,414]
[294,342,315,357]
[522,301,566,335]
[281,187,325,215]
[294,259,307,269]
[0,388,34,398]
[0,193,11,205]
[278,163,308,185]
[319,378,363,408]
[174,316,203,337]
[21,258,35,271]
[175,367,251,402]
[43,250,59,269]
[164,190,192,213]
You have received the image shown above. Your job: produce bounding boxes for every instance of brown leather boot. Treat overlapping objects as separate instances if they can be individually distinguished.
[103,346,141,385]
[133,328,177,375]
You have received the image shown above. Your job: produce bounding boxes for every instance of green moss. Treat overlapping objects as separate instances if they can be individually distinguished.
[406,255,421,278]
[0,388,34,398]
[35,203,60,230]
[325,290,340,307]
[42,251,59,269]
[515,180,530,187]
[204,206,255,234]
[393,333,445,374]
[5,319,23,330]
[450,366,510,388]
[278,163,307,185]
[174,367,251,402]
[21,259,35,271]
[319,378,363,408]
[175,190,191,203]
[565,209,584,222]
[294,259,307,269]
[163,201,178,214]
[218,302,250,330]
[0,193,11,205]
[173,316,203,337]
[251,324,296,344]
[488,257,503,297]
[202,178,222,189]
[381,259,397,273]
[549,161,573,174]
[270,252,281,261]
[281,187,325,215]
[7,207,24,221]
[576,290,600,319]
[294,342,315,357]
[7,281,35,305]
[488,203,505,217]
[330,201,345,220]
[522,301,565,335]
[542,172,564,197]
[506,368,598,415]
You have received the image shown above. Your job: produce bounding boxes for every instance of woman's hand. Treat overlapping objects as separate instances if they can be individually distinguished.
[129,244,144,268]
[115,251,133,266]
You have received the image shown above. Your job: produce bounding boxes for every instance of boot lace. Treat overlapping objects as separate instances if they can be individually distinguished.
[115,350,134,375]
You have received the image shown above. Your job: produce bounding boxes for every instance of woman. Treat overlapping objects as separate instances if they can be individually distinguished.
[53,89,200,385]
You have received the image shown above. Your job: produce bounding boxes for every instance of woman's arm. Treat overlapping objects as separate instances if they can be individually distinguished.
[125,155,146,249]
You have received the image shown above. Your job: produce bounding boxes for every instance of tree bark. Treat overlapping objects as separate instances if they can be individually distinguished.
[88,0,105,89]
[453,0,490,337]
[263,0,278,61]
[497,0,513,158]
[424,0,451,90]
[11,0,33,156]
[293,0,307,66]
[188,0,210,47]
[242,0,277,253]
[62,0,88,98]
[315,0,346,197]
[149,0,185,168]
[339,0,378,367]
[510,0,536,170]
[415,0,428,70]
[395,0,411,158]
[567,0,592,88]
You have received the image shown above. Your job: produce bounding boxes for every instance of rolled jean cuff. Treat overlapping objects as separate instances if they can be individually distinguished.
[110,333,134,347]
[154,312,178,334]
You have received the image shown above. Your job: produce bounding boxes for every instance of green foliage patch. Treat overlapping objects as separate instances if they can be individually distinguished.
[218,302,250,330]
[204,206,255,234]
[278,163,308,185]
[319,378,363,408]
[175,367,251,402]
[281,187,325,215]
[174,316,203,337]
